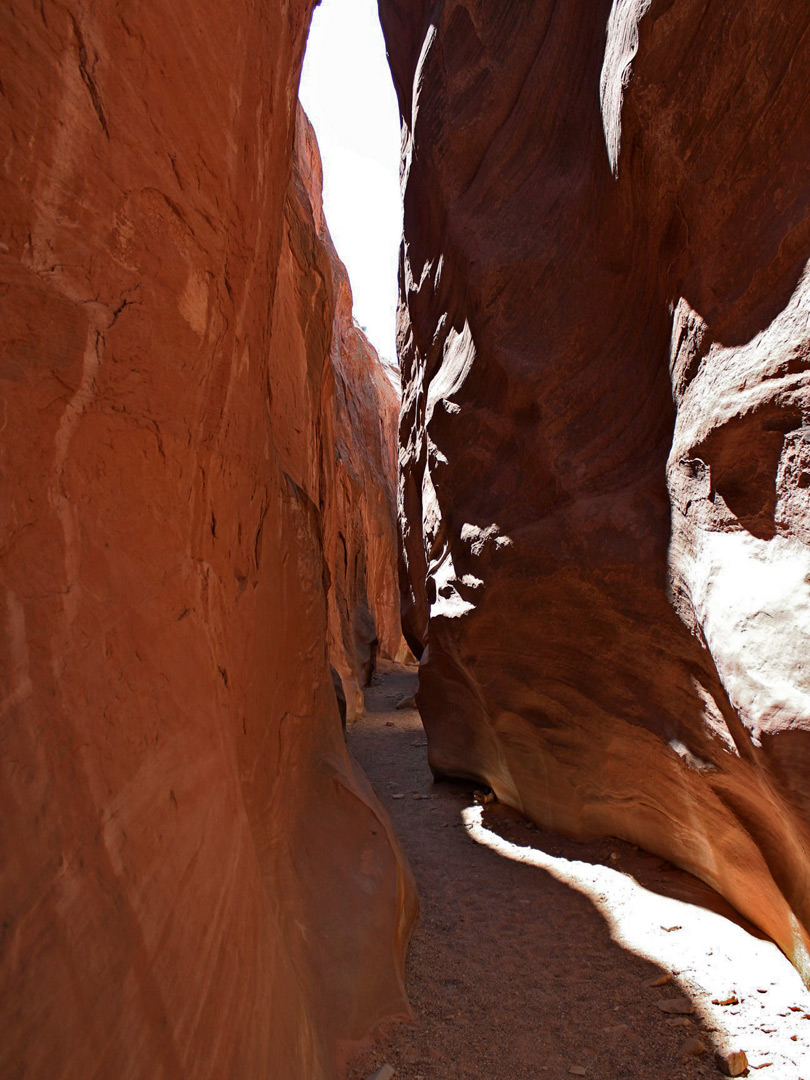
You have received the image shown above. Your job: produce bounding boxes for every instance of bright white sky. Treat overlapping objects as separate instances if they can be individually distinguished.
[299,0,402,367]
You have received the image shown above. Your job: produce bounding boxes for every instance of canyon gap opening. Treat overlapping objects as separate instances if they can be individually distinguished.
[299,0,402,379]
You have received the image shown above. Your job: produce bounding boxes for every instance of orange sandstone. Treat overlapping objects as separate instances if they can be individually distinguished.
[0,5,415,1078]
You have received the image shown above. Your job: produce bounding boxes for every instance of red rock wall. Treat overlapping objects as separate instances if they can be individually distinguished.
[325,236,414,717]
[292,115,412,721]
[0,4,415,1077]
[270,110,410,724]
[381,0,810,983]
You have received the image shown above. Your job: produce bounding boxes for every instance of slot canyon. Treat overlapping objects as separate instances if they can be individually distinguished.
[2,2,810,1079]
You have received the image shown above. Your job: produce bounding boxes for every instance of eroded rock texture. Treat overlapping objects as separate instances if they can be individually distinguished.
[0,4,415,1078]
[276,112,410,723]
[382,0,810,981]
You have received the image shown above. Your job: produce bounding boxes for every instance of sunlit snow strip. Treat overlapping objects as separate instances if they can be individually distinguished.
[462,805,810,1077]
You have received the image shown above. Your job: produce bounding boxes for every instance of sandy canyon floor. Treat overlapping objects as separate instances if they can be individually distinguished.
[345,662,810,1080]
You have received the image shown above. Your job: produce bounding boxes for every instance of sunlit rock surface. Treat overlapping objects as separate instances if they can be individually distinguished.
[0,4,415,1077]
[380,0,810,981]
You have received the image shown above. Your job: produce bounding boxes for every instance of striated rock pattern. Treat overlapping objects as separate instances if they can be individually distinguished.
[382,0,810,982]
[325,241,414,719]
[272,111,410,724]
[0,4,415,1079]
[293,116,413,721]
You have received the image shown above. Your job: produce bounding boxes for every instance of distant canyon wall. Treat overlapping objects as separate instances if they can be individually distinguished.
[381,0,810,982]
[277,111,411,722]
[0,4,414,1078]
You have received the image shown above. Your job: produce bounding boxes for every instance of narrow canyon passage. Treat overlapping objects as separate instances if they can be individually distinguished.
[5,3,810,1076]
[346,664,810,1080]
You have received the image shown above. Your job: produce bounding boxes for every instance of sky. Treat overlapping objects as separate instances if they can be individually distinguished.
[299,0,402,367]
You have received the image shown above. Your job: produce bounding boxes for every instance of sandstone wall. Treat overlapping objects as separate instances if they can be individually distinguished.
[381,0,810,983]
[293,116,412,721]
[272,111,410,723]
[0,4,415,1078]
[324,239,414,718]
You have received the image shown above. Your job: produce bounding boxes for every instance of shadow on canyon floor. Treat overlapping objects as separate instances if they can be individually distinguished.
[345,661,810,1080]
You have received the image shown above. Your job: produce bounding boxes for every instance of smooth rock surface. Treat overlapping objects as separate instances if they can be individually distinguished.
[381,0,810,982]
[0,5,415,1078]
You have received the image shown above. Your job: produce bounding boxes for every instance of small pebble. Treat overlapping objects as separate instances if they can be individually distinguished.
[715,1049,748,1077]
[657,998,694,1015]
[681,1037,706,1058]
[603,1023,629,1035]
[646,973,671,987]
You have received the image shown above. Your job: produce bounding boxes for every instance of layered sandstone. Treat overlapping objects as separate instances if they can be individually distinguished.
[0,5,415,1078]
[382,0,810,982]
[293,117,412,721]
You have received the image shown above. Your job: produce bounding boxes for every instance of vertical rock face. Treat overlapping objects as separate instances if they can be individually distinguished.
[0,5,415,1079]
[271,111,411,724]
[381,0,810,982]
[292,116,412,721]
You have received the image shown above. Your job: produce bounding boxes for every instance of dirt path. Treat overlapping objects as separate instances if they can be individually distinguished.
[345,661,810,1080]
